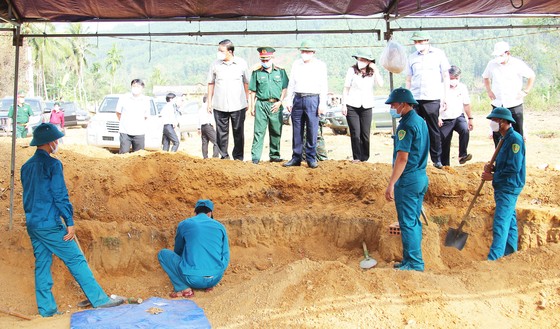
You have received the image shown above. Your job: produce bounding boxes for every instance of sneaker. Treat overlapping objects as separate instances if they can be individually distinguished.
[459,154,472,164]
[97,296,124,308]
[397,264,424,272]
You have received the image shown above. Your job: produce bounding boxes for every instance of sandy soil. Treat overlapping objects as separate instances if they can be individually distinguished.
[0,110,559,328]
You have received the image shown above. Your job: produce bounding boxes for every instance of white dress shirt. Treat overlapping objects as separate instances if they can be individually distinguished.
[482,56,535,108]
[116,93,150,135]
[407,46,450,100]
[207,57,250,112]
[343,68,376,109]
[286,58,328,109]
[160,102,177,125]
[441,82,470,120]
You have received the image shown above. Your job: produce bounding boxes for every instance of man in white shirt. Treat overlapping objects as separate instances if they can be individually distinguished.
[160,93,180,152]
[207,39,250,161]
[406,31,451,169]
[482,41,535,146]
[198,94,221,158]
[440,65,473,166]
[284,40,328,169]
[116,79,151,153]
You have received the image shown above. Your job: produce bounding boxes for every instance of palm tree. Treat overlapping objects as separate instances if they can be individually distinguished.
[105,43,122,94]
[65,24,96,104]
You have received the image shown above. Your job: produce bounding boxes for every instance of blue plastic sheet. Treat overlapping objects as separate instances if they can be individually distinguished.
[70,297,211,329]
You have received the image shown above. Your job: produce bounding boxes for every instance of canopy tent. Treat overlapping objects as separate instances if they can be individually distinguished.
[3,0,560,230]
[1,0,560,23]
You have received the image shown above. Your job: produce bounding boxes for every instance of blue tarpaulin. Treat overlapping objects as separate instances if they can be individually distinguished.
[70,297,211,329]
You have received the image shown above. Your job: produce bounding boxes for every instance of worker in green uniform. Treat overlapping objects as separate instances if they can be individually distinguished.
[248,47,289,164]
[8,91,35,138]
[384,88,429,272]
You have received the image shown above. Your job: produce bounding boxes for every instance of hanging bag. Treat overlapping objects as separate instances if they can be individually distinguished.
[380,40,407,74]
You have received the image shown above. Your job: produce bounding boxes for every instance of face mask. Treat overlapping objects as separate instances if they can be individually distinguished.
[493,55,507,64]
[489,120,500,132]
[49,141,59,154]
[217,51,227,61]
[131,86,142,95]
[415,44,428,53]
[357,61,368,69]
[301,53,313,62]
[390,104,403,119]
[261,61,271,69]
[449,80,459,87]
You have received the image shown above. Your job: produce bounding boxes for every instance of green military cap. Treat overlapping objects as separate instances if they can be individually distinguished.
[30,123,65,146]
[298,40,316,51]
[410,31,431,41]
[385,88,418,105]
[486,107,516,124]
[257,47,275,58]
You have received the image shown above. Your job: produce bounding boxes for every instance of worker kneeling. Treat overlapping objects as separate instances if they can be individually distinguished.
[158,200,230,298]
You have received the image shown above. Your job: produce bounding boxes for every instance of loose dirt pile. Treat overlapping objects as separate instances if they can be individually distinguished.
[0,111,559,328]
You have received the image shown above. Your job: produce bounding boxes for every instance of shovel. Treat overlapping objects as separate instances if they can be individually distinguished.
[359,241,377,269]
[444,139,504,250]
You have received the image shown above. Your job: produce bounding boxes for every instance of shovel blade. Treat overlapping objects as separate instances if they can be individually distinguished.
[444,227,468,250]
[360,257,377,269]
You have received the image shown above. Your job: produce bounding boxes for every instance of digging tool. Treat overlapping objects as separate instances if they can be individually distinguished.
[0,306,33,320]
[359,241,377,269]
[444,139,504,250]
[421,207,429,226]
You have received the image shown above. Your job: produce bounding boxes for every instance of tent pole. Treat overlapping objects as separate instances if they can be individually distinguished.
[9,26,22,231]
[384,15,397,136]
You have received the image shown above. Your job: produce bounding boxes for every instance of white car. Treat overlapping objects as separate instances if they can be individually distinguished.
[87,94,162,151]
[0,96,46,135]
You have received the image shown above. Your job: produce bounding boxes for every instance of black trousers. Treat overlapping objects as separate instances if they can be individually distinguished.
[415,100,442,164]
[440,115,469,166]
[346,105,372,161]
[213,108,246,160]
[200,123,220,158]
[119,133,145,154]
[162,124,180,152]
[492,104,524,147]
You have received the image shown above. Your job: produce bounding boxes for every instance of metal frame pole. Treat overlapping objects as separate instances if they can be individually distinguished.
[9,26,21,230]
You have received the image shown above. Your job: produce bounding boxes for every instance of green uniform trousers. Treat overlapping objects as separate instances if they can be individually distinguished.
[16,124,28,138]
[251,100,283,161]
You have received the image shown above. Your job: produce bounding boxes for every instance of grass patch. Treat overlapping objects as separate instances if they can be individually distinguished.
[101,236,120,250]
[430,215,450,226]
[532,130,557,138]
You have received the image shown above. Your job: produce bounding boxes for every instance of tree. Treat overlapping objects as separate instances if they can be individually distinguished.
[64,24,95,104]
[105,43,122,94]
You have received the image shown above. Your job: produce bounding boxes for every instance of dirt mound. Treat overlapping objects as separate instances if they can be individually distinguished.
[1,135,560,328]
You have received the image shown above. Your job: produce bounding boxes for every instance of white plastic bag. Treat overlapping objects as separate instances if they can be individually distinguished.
[380,40,407,74]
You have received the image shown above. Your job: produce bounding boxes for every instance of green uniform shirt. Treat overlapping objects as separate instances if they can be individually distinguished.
[249,65,289,100]
[8,103,34,124]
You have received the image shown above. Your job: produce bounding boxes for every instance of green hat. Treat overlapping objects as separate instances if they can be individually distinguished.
[410,31,431,41]
[385,88,418,105]
[30,123,64,146]
[195,199,214,211]
[54,102,61,106]
[298,40,316,51]
[352,50,375,62]
[257,47,275,58]
[486,107,515,123]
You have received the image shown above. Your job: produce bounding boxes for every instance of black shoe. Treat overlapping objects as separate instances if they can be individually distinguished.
[459,154,472,164]
[307,161,318,169]
[270,158,283,163]
[283,159,301,167]
[433,162,443,169]
[252,159,259,164]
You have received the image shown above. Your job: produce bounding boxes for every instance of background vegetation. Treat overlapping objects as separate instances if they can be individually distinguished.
[1,17,559,112]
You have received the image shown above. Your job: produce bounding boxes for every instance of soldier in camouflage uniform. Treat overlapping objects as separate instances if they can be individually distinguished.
[248,47,289,164]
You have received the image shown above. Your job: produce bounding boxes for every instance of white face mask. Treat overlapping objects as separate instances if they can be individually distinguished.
[301,53,313,62]
[49,141,59,154]
[357,61,368,69]
[415,44,428,53]
[131,86,142,95]
[493,54,507,64]
[217,51,227,61]
[489,120,500,132]
[449,79,459,88]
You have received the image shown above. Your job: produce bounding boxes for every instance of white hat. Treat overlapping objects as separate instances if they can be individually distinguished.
[492,41,510,56]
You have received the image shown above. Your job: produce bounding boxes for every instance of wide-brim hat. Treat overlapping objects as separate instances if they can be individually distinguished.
[486,107,515,123]
[385,88,418,105]
[30,123,64,146]
[298,40,316,51]
[410,31,431,41]
[195,199,214,211]
[352,50,375,62]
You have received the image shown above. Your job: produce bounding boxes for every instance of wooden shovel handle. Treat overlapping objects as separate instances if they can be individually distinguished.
[362,241,370,258]
[459,138,505,229]
[0,307,33,320]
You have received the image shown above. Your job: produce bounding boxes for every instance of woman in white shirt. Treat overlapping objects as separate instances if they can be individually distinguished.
[342,51,383,162]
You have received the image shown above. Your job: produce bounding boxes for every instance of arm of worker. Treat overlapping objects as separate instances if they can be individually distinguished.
[341,86,350,116]
[520,75,536,98]
[483,78,495,101]
[221,229,230,268]
[115,95,124,121]
[385,151,409,202]
[318,61,328,115]
[405,75,412,89]
[173,225,185,256]
[284,68,295,112]
[272,88,287,113]
[207,83,215,114]
[371,62,384,87]
[464,103,473,130]
[341,67,353,116]
[50,161,74,228]
[248,91,256,116]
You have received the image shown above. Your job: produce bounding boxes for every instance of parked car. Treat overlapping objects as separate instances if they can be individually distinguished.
[86,94,162,151]
[323,96,392,135]
[176,100,200,139]
[45,101,90,128]
[0,96,46,135]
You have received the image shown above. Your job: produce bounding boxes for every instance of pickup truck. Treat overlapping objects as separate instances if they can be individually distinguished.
[86,94,162,151]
